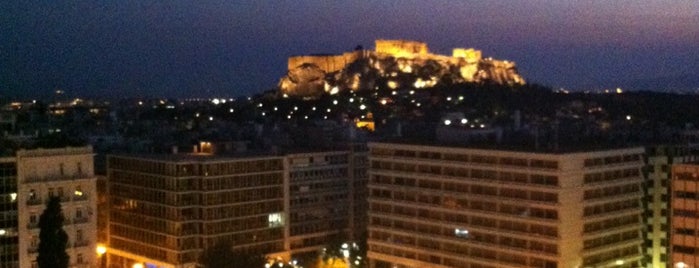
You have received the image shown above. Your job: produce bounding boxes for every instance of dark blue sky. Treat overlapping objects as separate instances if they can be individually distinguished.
[2,1,698,99]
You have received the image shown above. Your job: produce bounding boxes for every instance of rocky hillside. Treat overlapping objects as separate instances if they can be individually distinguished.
[279,40,525,98]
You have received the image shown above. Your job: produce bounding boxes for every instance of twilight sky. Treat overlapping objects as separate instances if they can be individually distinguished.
[2,1,698,99]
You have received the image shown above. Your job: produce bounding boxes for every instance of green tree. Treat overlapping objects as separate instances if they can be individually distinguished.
[200,242,265,268]
[37,196,69,268]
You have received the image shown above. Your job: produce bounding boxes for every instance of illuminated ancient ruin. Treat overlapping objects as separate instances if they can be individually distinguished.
[279,40,525,97]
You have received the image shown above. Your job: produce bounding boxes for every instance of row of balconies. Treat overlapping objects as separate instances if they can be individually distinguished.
[27,217,91,229]
[27,240,91,253]
[24,173,92,183]
[26,195,88,206]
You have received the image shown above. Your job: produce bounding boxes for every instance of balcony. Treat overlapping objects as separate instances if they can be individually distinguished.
[27,246,38,254]
[72,217,89,224]
[24,173,91,183]
[27,222,39,229]
[73,240,89,248]
[72,194,88,201]
[26,197,43,206]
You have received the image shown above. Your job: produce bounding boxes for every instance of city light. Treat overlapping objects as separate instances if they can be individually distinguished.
[96,245,107,255]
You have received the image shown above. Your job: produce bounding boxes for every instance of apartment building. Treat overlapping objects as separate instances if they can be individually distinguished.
[367,142,646,268]
[645,145,699,268]
[0,157,18,268]
[106,154,287,268]
[349,143,369,241]
[104,146,369,268]
[16,147,98,268]
[287,151,352,256]
[670,163,699,267]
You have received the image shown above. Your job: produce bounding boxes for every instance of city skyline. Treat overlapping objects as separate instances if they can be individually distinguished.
[3,1,699,99]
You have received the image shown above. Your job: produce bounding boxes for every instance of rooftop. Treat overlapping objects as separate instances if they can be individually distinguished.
[372,137,646,155]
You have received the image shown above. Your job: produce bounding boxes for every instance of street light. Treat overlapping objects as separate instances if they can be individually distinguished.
[341,243,350,268]
[96,245,107,268]
[96,245,107,255]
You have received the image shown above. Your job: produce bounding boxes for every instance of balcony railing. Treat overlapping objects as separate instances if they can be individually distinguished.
[26,198,43,206]
[73,217,89,224]
[73,240,89,248]
[24,173,91,183]
[72,194,88,201]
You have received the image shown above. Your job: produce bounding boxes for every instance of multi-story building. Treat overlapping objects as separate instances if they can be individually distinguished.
[105,147,369,268]
[0,157,18,268]
[287,151,352,257]
[106,154,288,268]
[670,163,699,267]
[367,142,646,268]
[349,143,369,241]
[16,147,98,268]
[644,145,699,268]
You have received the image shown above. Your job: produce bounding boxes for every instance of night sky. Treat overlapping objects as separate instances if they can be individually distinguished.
[2,1,698,99]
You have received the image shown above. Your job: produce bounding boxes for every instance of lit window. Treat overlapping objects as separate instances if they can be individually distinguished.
[75,186,83,197]
[268,213,284,228]
[454,228,470,238]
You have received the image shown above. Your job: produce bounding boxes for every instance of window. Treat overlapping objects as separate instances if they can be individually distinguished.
[59,163,64,176]
[76,253,84,264]
[58,187,64,198]
[76,208,83,219]
[29,189,36,200]
[76,229,83,241]
[30,214,37,224]
[48,188,55,197]
[74,186,83,197]
[268,213,284,227]
[77,162,82,174]
[454,228,470,238]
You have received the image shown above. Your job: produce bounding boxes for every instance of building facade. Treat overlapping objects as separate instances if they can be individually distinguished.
[16,147,98,268]
[287,151,352,257]
[644,145,699,268]
[367,142,646,268]
[104,147,369,268]
[106,154,287,268]
[0,157,18,268]
[670,163,699,267]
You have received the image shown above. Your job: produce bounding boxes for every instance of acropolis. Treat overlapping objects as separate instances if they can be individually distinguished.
[279,39,525,97]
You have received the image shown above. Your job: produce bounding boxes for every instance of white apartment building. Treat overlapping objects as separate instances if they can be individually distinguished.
[367,142,646,268]
[16,147,98,268]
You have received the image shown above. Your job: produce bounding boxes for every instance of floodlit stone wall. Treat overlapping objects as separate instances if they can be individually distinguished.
[279,39,525,97]
[375,39,429,58]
